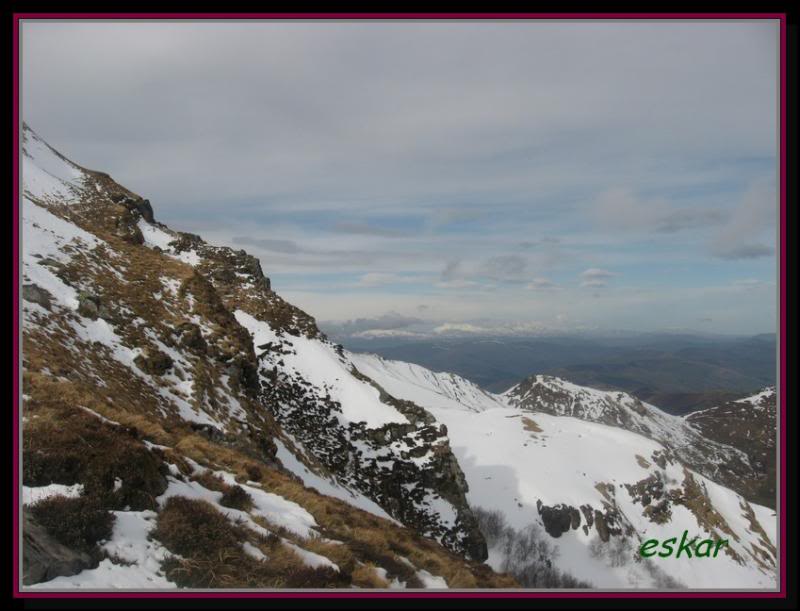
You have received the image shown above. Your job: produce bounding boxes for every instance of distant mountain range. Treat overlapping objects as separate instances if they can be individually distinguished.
[337,333,776,414]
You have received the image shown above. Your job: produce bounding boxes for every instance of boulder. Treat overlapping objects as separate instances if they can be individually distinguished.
[77,292,100,319]
[22,512,92,585]
[134,348,173,376]
[22,284,53,311]
[176,322,206,352]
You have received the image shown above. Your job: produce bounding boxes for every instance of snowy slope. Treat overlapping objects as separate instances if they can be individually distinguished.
[349,352,505,413]
[354,354,777,589]
[22,123,87,203]
[503,375,758,502]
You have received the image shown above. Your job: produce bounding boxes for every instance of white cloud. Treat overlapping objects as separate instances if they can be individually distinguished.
[579,268,617,288]
[710,178,776,260]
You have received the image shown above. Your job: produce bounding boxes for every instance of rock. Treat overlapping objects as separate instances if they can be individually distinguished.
[22,284,53,310]
[176,322,206,352]
[134,348,173,376]
[77,292,100,319]
[135,199,154,223]
[190,422,225,442]
[22,512,92,585]
[114,209,144,245]
[595,510,610,542]
[538,503,576,538]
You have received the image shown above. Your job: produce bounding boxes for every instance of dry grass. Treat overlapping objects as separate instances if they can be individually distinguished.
[522,417,543,433]
[23,399,167,511]
[172,434,517,587]
[28,496,114,555]
[351,563,390,588]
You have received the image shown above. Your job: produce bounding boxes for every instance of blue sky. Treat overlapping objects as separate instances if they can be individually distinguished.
[22,20,779,335]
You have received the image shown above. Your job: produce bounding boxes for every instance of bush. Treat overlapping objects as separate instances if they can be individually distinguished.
[23,409,167,510]
[473,507,591,589]
[220,485,253,511]
[152,497,245,558]
[29,496,115,554]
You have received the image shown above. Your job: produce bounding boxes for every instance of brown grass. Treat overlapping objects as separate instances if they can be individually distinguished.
[351,563,390,588]
[28,496,114,554]
[522,417,543,433]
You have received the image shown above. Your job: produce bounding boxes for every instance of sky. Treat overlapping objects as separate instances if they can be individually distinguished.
[21,20,779,336]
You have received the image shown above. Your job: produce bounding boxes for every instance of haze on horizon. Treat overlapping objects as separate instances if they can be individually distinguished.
[21,20,779,336]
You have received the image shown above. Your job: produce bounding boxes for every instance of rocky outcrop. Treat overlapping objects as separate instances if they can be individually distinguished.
[22,512,92,585]
[22,284,53,311]
[686,389,777,508]
[134,348,173,376]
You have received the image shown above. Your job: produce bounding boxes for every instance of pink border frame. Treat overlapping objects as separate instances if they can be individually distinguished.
[11,12,788,600]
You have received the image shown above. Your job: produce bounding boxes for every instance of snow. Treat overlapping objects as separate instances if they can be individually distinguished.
[415,569,448,588]
[138,220,202,267]
[22,126,85,203]
[21,197,103,311]
[427,404,776,588]
[157,476,270,539]
[284,542,339,572]
[31,510,176,589]
[22,483,84,505]
[79,406,121,426]
[242,541,267,561]
[735,387,776,409]
[212,470,318,539]
[137,220,175,251]
[350,350,776,589]
[274,439,398,522]
[373,566,406,588]
[173,249,202,267]
[349,352,504,413]
[234,310,408,429]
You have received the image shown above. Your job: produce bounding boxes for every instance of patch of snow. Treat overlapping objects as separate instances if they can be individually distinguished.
[22,483,84,505]
[242,541,267,561]
[416,569,448,588]
[274,439,397,523]
[283,541,339,572]
[235,310,408,429]
[30,510,176,589]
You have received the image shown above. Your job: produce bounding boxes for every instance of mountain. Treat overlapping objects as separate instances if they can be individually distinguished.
[685,388,777,508]
[20,125,776,590]
[338,334,776,413]
[503,375,765,508]
[350,355,777,588]
[20,124,513,589]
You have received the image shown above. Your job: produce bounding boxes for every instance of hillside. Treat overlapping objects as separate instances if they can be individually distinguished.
[685,388,777,508]
[352,354,777,588]
[20,124,513,589]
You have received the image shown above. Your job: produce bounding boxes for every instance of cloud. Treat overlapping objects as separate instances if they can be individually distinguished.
[580,268,617,288]
[481,255,528,282]
[355,272,412,287]
[527,277,558,290]
[594,187,725,234]
[441,259,463,282]
[331,222,410,238]
[322,311,424,336]
[710,179,776,260]
[232,237,301,254]
[20,21,778,334]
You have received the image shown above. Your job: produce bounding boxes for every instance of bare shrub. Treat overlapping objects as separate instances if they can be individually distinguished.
[473,507,591,588]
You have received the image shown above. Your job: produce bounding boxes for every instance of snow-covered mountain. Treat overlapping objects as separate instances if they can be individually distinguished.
[352,355,777,588]
[20,124,509,589]
[20,125,776,591]
[504,375,761,506]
